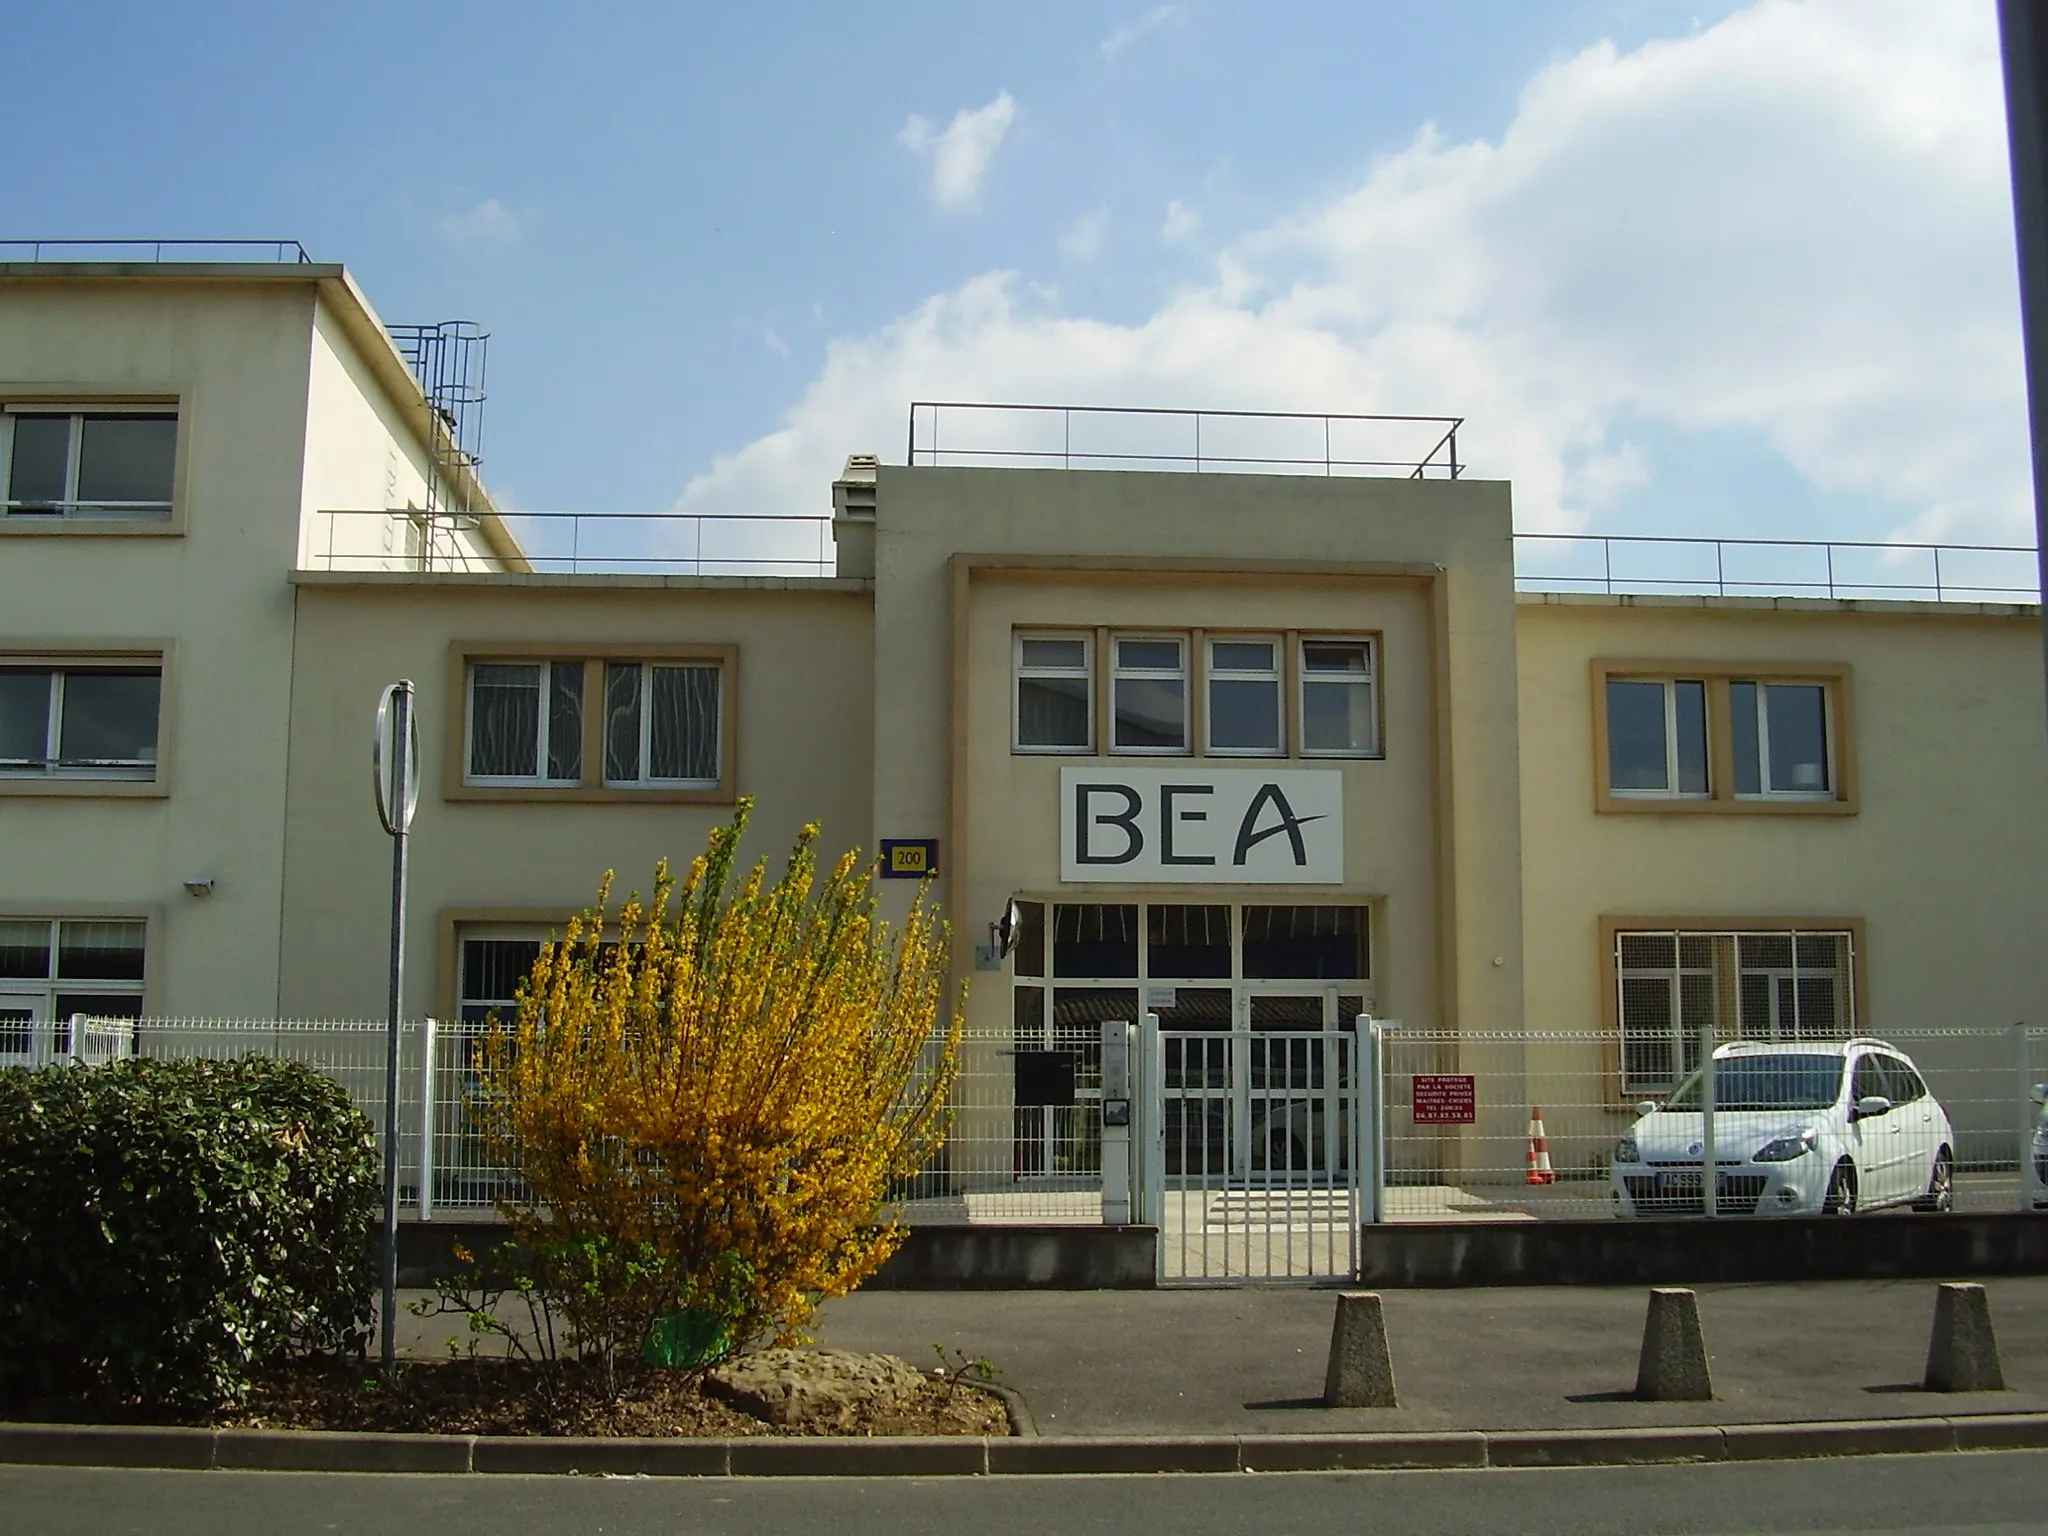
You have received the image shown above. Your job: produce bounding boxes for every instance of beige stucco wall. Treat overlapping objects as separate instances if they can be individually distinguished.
[1516,593,2048,1170]
[277,576,875,1020]
[298,298,436,571]
[0,274,323,1015]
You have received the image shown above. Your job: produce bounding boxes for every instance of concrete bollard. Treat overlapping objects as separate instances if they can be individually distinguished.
[1323,1291,1398,1408]
[1924,1281,2006,1392]
[1635,1287,1713,1402]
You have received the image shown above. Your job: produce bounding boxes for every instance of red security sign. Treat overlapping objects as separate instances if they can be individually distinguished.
[1411,1074,1477,1124]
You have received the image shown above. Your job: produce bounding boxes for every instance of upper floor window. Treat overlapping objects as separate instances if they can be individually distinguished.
[1606,678,1709,797]
[1112,636,1188,753]
[1300,638,1378,757]
[0,664,162,781]
[467,661,583,786]
[1731,681,1831,798]
[1206,636,1282,756]
[1594,662,1852,814]
[1015,633,1092,752]
[454,647,733,800]
[604,661,720,787]
[2,409,176,521]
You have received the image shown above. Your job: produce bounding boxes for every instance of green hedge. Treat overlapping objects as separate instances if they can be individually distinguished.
[0,1055,379,1412]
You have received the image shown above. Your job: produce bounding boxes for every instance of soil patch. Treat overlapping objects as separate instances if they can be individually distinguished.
[3,1355,1010,1439]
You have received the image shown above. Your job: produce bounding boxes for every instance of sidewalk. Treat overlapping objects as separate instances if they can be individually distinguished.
[799,1277,2048,1436]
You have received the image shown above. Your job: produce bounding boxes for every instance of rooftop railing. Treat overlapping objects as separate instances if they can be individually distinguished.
[0,239,313,264]
[908,402,1465,479]
[306,509,835,577]
[1516,533,2040,605]
[305,511,2041,604]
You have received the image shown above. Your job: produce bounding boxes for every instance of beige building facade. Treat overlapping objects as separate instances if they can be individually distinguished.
[3,256,2045,1191]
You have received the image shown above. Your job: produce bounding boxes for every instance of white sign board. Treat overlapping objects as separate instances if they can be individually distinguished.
[372,682,421,836]
[1059,767,1343,884]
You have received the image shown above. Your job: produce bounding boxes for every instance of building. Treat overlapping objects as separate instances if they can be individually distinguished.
[4,249,2045,1223]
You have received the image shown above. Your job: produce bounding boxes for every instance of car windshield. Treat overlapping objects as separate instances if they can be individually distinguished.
[1664,1054,1842,1112]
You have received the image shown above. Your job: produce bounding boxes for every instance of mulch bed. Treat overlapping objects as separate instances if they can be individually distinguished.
[3,1359,1011,1439]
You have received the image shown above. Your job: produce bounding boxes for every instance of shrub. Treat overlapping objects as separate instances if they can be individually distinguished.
[473,800,962,1392]
[0,1055,378,1413]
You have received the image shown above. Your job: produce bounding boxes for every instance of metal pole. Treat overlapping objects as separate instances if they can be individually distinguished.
[1998,1,2048,702]
[2016,1021,2032,1213]
[417,1015,437,1222]
[1701,1009,1718,1219]
[380,684,412,1375]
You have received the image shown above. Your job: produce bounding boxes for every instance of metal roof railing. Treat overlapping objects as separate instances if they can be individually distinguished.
[0,239,313,264]
[1516,532,2040,604]
[907,402,1465,479]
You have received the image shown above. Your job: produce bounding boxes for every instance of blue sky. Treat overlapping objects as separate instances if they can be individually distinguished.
[9,1,2030,555]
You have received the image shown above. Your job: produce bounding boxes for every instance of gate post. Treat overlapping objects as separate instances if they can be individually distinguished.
[1356,1014,1383,1226]
[1101,1018,1133,1224]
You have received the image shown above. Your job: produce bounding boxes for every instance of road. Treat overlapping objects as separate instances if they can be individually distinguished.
[2,1451,2042,1536]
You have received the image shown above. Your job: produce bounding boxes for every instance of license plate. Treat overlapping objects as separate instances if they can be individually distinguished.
[1658,1171,1702,1195]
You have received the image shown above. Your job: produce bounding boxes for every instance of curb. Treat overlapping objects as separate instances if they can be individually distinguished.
[6,1413,2048,1477]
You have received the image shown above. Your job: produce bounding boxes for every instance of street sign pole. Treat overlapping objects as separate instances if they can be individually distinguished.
[372,681,420,1375]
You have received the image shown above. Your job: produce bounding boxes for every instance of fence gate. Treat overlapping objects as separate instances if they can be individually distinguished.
[1141,1019,1367,1284]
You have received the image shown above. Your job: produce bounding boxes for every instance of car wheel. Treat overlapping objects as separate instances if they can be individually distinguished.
[1913,1147,1954,1213]
[1822,1160,1857,1216]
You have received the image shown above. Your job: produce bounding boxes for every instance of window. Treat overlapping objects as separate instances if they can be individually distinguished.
[1593,663,1852,813]
[1731,680,1831,798]
[0,665,161,780]
[459,935,545,1026]
[1014,633,1092,752]
[451,646,733,800]
[466,661,583,784]
[605,662,720,786]
[0,919,147,1054]
[2,409,176,521]
[1300,638,1377,756]
[1612,925,1856,1096]
[1605,679,1708,796]
[1111,635,1187,753]
[1206,637,1282,755]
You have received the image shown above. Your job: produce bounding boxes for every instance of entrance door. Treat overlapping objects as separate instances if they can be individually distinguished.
[0,990,46,1069]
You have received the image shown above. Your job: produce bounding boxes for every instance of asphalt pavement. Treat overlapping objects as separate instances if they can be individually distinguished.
[5,1452,2046,1536]
[803,1276,2048,1436]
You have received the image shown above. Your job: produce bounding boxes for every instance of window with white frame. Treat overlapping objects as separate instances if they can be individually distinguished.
[3,408,176,521]
[1615,927,1854,1096]
[604,661,720,786]
[1605,678,1709,797]
[1205,636,1282,755]
[1014,633,1093,752]
[1112,635,1187,753]
[459,933,546,1027]
[466,660,584,785]
[0,664,162,780]
[0,919,147,1056]
[1299,638,1377,756]
[1731,680,1832,798]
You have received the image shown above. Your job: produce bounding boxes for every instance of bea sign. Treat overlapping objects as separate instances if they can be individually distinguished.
[1059,767,1343,884]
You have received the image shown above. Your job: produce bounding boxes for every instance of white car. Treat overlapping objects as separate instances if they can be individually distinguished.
[1612,1038,1955,1218]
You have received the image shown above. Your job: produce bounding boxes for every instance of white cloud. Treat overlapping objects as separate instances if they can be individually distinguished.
[438,197,521,248]
[1060,208,1111,262]
[682,1,2026,547]
[898,92,1018,210]
[1161,199,1202,243]
[761,326,790,359]
[1102,5,1188,63]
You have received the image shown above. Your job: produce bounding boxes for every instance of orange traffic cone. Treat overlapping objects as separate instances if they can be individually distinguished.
[1525,1107,1556,1186]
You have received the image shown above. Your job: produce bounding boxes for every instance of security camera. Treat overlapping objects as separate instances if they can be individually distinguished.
[182,877,215,897]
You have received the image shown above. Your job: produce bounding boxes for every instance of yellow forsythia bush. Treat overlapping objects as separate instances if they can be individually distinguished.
[476,799,962,1377]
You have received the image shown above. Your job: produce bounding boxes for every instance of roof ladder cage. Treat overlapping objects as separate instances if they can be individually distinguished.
[387,321,489,569]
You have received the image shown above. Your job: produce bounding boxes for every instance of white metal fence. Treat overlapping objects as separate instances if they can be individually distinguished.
[26,1015,2048,1231]
[1374,1024,2048,1223]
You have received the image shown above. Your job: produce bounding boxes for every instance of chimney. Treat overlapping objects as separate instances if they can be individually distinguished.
[830,453,878,578]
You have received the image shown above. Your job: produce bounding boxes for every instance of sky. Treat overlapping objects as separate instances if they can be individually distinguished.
[7,0,2033,552]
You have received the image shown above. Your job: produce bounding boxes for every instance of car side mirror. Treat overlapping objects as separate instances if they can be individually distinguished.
[1853,1095,1892,1120]
[1634,1100,1657,1118]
